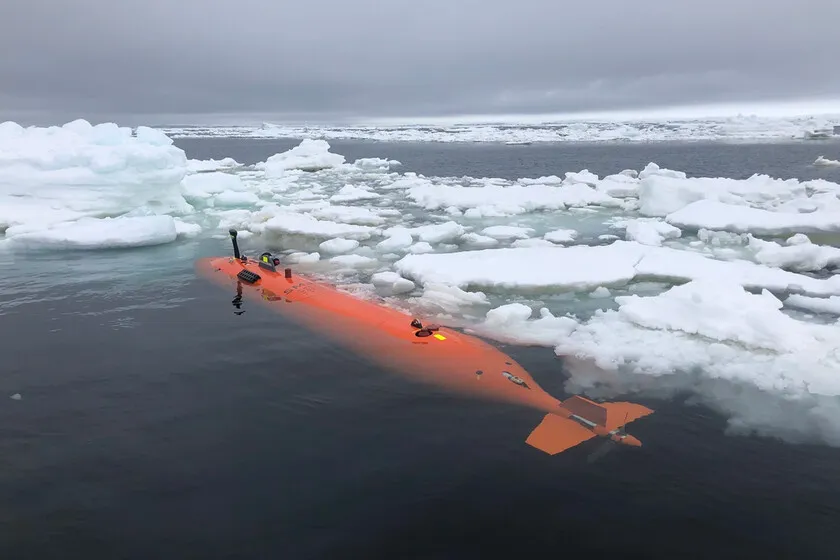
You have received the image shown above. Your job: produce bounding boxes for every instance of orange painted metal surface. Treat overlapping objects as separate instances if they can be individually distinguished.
[196,246,653,455]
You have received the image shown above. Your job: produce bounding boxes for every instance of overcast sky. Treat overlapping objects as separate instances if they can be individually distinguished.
[2,0,840,125]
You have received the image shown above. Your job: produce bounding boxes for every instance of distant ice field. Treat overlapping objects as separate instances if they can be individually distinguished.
[158,113,840,144]
[5,118,840,449]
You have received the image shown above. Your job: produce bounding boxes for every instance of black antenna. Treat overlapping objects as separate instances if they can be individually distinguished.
[229,229,241,260]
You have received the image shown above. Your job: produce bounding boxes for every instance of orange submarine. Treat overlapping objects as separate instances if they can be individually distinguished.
[195,229,654,455]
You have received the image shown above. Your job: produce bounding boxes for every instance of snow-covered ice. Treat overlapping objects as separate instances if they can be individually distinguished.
[666,200,840,235]
[255,139,345,176]
[158,111,840,144]
[815,156,840,167]
[0,119,190,243]
[3,215,179,250]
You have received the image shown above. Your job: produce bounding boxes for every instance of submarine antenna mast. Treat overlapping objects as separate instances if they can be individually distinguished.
[229,229,242,260]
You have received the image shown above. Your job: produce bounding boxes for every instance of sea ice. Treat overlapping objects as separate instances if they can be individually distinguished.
[0,119,188,235]
[256,139,345,177]
[815,156,840,167]
[621,218,681,246]
[394,241,840,296]
[3,215,179,250]
[667,200,840,235]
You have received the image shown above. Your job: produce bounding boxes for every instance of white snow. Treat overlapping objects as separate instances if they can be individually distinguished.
[330,254,378,267]
[622,219,682,246]
[666,200,840,235]
[543,229,578,244]
[319,237,360,254]
[473,303,578,347]
[394,241,840,296]
[637,169,831,217]
[0,119,189,236]
[480,225,534,240]
[256,139,345,176]
[182,172,246,201]
[158,111,840,144]
[187,157,240,173]
[330,184,382,203]
[3,215,178,250]
[815,156,840,167]
[785,294,840,315]
[371,271,416,294]
[406,181,622,216]
[748,235,840,272]
[260,211,376,241]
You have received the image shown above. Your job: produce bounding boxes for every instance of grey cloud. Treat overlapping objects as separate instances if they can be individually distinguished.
[2,0,839,125]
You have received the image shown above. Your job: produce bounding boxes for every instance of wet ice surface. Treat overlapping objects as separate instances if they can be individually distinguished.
[5,121,840,450]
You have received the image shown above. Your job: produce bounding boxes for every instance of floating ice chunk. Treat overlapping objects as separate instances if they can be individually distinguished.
[353,157,401,171]
[474,304,578,347]
[286,251,321,263]
[0,119,188,231]
[411,221,466,244]
[549,283,840,445]
[213,190,260,207]
[395,241,840,296]
[309,205,386,226]
[407,181,621,216]
[638,169,814,217]
[462,233,500,248]
[590,287,612,298]
[632,244,840,296]
[412,282,490,313]
[319,237,360,254]
[371,271,416,294]
[613,281,812,352]
[623,219,681,246]
[748,235,840,272]
[638,162,686,180]
[667,200,840,235]
[597,173,640,198]
[785,294,840,315]
[543,229,577,244]
[555,279,840,394]
[564,170,599,187]
[512,238,556,248]
[408,242,435,254]
[330,184,382,203]
[698,228,749,247]
[377,227,414,251]
[10,393,21,401]
[330,254,377,267]
[181,172,246,202]
[395,243,643,292]
[187,157,240,173]
[257,139,345,176]
[4,215,178,250]
[262,212,376,240]
[174,219,202,237]
[480,225,534,240]
[815,156,840,167]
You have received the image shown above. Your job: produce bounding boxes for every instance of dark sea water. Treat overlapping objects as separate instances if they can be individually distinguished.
[2,139,840,559]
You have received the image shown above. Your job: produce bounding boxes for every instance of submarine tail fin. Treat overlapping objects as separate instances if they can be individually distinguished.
[598,401,655,431]
[525,413,596,455]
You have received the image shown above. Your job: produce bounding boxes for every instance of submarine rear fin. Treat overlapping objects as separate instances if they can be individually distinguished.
[599,401,655,431]
[525,413,597,455]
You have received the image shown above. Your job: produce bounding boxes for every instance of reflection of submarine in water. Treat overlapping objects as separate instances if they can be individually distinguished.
[195,230,654,455]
